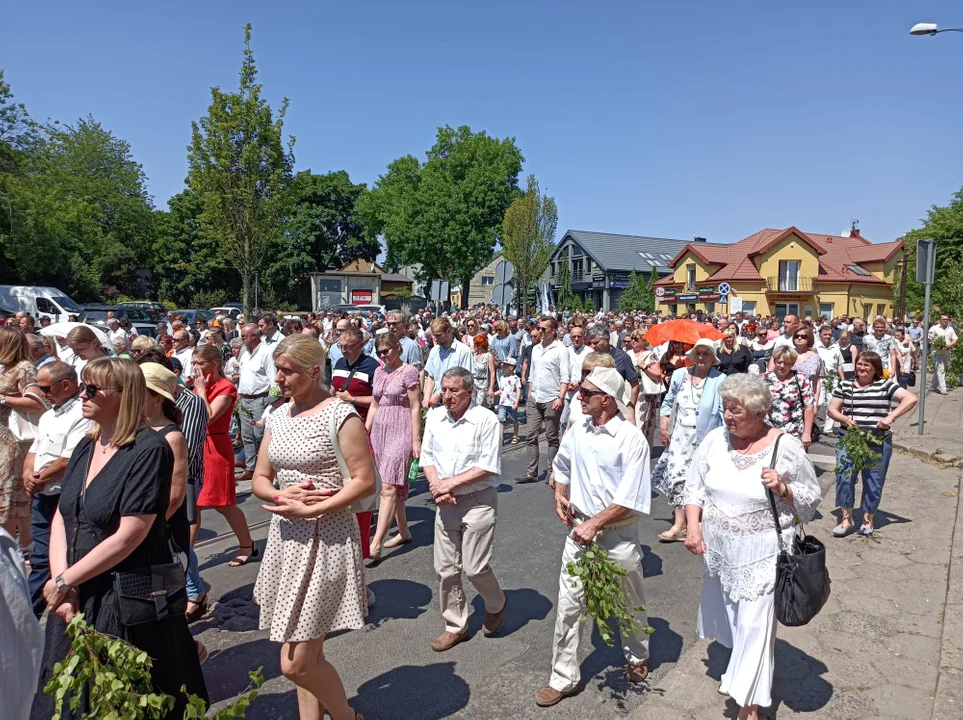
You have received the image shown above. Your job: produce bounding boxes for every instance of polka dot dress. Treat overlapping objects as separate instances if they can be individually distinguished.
[253,399,366,643]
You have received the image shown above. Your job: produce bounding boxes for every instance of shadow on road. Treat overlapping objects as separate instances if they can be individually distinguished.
[367,578,433,625]
[355,661,470,719]
[469,587,553,637]
[203,637,282,704]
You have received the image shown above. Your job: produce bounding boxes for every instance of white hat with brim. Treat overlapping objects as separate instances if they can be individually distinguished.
[140,362,177,403]
[501,357,517,367]
[686,338,719,364]
[584,367,631,417]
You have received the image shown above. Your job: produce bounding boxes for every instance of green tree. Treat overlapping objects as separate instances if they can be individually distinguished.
[556,260,573,310]
[900,187,963,317]
[187,23,295,316]
[502,174,557,316]
[618,270,645,311]
[359,125,523,308]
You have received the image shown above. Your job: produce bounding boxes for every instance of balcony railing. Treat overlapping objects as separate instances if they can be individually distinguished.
[572,271,584,282]
[766,277,818,293]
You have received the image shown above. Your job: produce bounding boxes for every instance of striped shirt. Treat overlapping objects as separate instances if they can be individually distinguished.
[833,378,900,433]
[175,387,208,486]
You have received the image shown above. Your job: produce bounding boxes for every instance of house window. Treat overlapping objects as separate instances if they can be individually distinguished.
[669,304,678,316]
[775,303,800,319]
[704,302,715,313]
[863,304,873,321]
[876,303,886,318]
[686,264,696,291]
[481,276,494,286]
[778,260,800,291]
[741,301,756,315]
[819,303,834,319]
[573,259,584,281]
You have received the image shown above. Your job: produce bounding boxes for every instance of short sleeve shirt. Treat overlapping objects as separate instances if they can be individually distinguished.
[763,372,814,438]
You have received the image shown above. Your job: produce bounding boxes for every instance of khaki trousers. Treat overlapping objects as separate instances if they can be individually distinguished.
[549,523,650,692]
[433,485,506,634]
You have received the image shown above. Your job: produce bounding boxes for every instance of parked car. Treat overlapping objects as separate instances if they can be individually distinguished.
[211,306,242,320]
[172,309,215,326]
[79,305,158,338]
[116,301,167,322]
[0,285,82,322]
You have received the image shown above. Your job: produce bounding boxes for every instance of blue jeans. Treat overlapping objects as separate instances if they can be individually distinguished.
[835,433,893,516]
[185,547,204,601]
[29,494,60,618]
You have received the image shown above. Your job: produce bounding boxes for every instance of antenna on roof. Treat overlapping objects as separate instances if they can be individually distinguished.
[851,218,859,232]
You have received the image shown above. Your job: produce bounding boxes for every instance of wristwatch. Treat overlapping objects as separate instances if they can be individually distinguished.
[55,573,73,593]
[0,395,6,406]
[350,397,356,406]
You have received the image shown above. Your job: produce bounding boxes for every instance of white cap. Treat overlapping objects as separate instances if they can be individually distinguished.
[584,367,631,416]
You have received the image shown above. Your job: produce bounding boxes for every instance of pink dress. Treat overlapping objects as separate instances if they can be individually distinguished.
[370,363,420,501]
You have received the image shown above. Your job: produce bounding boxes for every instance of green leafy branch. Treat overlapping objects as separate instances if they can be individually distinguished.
[46,614,263,720]
[931,336,947,352]
[566,542,654,647]
[822,368,838,397]
[838,425,883,474]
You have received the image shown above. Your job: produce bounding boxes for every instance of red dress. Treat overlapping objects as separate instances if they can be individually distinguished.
[197,376,238,508]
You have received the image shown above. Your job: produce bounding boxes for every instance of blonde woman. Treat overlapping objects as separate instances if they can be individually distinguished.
[253,335,375,720]
[130,334,158,360]
[34,357,207,718]
[65,325,110,374]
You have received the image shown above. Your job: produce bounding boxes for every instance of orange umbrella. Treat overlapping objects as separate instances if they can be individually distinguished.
[644,319,725,347]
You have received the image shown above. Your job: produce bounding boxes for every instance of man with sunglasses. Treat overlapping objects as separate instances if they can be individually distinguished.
[536,366,652,707]
[20,361,90,617]
[331,326,379,420]
[171,330,194,384]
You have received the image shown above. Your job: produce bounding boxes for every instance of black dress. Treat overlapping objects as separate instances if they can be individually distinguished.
[718,345,753,375]
[31,427,208,719]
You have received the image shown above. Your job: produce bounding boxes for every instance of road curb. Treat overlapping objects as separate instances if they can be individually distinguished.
[892,441,963,468]
[932,465,963,720]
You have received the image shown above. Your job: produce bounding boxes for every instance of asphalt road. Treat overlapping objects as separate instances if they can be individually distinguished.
[192,435,839,719]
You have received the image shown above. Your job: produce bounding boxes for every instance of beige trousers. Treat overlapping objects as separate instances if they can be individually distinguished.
[433,485,506,634]
[549,523,650,692]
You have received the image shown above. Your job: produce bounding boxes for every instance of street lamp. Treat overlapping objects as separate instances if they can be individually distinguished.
[910,22,963,36]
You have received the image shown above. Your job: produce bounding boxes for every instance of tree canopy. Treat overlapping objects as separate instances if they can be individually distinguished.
[502,174,557,317]
[899,186,963,318]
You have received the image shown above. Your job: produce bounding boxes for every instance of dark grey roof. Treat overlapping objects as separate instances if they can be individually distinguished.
[553,229,728,275]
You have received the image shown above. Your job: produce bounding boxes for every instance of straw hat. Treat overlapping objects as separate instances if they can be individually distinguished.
[140,362,177,402]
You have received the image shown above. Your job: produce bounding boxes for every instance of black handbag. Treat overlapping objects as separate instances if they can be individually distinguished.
[766,436,831,627]
[113,562,188,627]
[908,371,917,388]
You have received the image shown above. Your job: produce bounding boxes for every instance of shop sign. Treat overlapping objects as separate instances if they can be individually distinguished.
[698,293,720,301]
[677,293,699,302]
[769,293,808,301]
[656,287,676,298]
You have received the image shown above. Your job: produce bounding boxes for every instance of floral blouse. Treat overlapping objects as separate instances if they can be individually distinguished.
[762,371,814,437]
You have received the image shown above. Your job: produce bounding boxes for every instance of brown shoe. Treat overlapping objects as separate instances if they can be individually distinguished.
[235,471,254,481]
[535,686,576,707]
[483,599,507,636]
[431,631,469,652]
[626,662,649,683]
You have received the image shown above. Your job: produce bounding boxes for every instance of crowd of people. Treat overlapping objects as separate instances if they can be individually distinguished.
[0,300,946,719]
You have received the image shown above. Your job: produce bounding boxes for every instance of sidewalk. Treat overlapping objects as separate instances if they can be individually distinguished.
[631,447,963,718]
[891,385,963,467]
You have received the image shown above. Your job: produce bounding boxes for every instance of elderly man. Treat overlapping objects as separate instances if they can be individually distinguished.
[171,329,194,381]
[236,323,276,480]
[421,366,507,652]
[561,324,590,426]
[423,317,473,409]
[387,311,423,367]
[522,316,569,484]
[25,334,54,369]
[536,366,652,707]
[331,326,379,421]
[585,324,639,425]
[21,361,90,617]
[105,317,128,348]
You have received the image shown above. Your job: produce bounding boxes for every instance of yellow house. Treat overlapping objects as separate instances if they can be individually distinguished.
[654,227,904,320]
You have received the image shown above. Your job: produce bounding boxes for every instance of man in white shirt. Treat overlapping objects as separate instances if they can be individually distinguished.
[236,323,277,479]
[522,316,569,483]
[106,317,129,348]
[561,324,590,425]
[26,334,55,369]
[421,366,506,653]
[536,366,652,707]
[21,361,90,617]
[814,325,845,435]
[423,317,473,409]
[771,314,800,350]
[171,330,195,385]
[928,315,959,395]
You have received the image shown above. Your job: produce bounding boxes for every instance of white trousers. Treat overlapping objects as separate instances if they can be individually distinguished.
[433,486,506,634]
[931,354,948,393]
[549,524,649,692]
[697,573,776,708]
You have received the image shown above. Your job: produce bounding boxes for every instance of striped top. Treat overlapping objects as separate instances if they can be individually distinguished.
[833,378,900,433]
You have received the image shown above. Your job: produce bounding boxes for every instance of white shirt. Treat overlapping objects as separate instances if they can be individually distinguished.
[420,404,502,494]
[772,333,795,350]
[814,342,844,378]
[928,324,958,353]
[0,527,43,720]
[172,347,194,374]
[552,413,651,517]
[529,339,569,403]
[565,344,591,386]
[107,327,129,347]
[28,395,91,496]
[238,341,276,395]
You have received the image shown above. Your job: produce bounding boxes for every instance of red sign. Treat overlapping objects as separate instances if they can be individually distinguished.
[351,290,373,305]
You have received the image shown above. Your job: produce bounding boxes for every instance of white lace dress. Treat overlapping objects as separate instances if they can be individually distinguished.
[683,427,821,708]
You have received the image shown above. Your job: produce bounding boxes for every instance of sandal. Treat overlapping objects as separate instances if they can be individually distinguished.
[228,543,259,567]
[383,534,412,549]
[833,522,855,538]
[857,524,875,537]
[658,528,687,543]
[186,594,209,624]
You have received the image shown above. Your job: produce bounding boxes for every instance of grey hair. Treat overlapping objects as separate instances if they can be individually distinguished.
[584,324,609,343]
[719,373,772,415]
[442,366,473,391]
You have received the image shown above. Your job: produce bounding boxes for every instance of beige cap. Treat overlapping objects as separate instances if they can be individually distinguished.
[140,362,177,402]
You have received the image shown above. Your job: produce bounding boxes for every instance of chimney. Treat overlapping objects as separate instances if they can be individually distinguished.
[693,236,707,243]
[850,219,861,238]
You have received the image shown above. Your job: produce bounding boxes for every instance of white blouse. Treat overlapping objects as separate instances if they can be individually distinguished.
[683,427,821,601]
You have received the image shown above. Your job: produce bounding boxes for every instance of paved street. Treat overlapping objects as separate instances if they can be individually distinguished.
[190,435,842,719]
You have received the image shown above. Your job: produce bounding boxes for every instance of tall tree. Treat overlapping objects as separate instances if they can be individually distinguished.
[187,23,295,315]
[556,259,573,310]
[900,187,963,317]
[359,125,523,308]
[502,174,557,317]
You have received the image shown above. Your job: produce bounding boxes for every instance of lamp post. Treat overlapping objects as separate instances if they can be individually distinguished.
[910,22,963,36]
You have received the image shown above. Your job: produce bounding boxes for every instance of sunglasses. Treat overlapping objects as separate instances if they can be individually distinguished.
[794,334,808,339]
[376,348,392,358]
[82,383,121,400]
[578,386,606,398]
[35,384,53,394]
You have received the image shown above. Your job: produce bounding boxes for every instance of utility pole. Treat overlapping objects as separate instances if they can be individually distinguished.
[916,239,936,435]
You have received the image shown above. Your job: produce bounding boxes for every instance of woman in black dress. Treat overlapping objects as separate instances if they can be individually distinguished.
[33,357,207,719]
[716,327,753,375]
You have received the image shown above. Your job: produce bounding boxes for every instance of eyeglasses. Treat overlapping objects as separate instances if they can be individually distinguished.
[35,384,53,394]
[578,386,606,398]
[386,321,403,327]
[794,334,808,339]
[82,383,121,400]
[376,348,392,358]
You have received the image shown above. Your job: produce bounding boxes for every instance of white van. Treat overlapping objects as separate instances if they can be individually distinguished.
[0,286,83,321]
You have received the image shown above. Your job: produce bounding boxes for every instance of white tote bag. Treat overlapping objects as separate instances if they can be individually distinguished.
[327,400,382,514]
[7,386,46,443]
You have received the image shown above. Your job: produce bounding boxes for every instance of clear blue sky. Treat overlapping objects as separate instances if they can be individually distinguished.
[3,1,961,247]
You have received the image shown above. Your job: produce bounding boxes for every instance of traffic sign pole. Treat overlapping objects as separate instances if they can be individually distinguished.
[916,239,936,436]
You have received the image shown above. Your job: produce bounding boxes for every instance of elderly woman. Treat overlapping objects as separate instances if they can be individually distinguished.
[684,374,821,720]
[828,351,918,537]
[762,346,815,449]
[652,339,725,542]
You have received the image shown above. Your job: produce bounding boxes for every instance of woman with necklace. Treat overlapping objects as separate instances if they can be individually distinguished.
[683,374,820,720]
[32,357,207,719]
[828,351,917,537]
[252,335,375,720]
[365,333,422,560]
[762,346,815,449]
[652,339,725,542]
